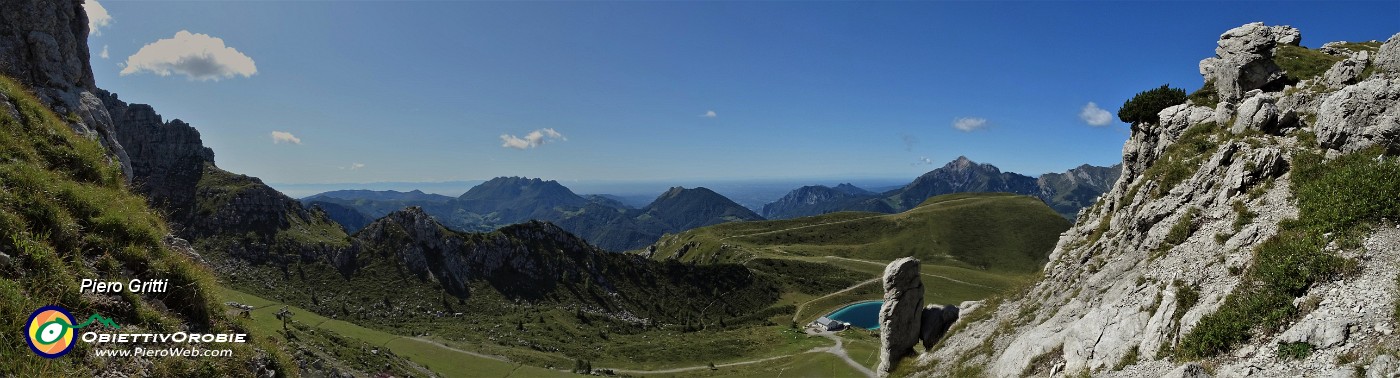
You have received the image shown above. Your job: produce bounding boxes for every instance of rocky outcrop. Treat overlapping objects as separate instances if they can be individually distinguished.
[1314,77,1400,153]
[1231,94,1281,134]
[99,90,216,220]
[1377,33,1400,75]
[918,304,959,350]
[878,257,925,376]
[1325,54,1369,88]
[915,23,1400,378]
[0,0,132,180]
[1199,22,1293,102]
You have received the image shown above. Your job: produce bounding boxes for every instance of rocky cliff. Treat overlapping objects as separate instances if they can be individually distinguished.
[916,23,1400,378]
[0,0,131,179]
[0,1,343,263]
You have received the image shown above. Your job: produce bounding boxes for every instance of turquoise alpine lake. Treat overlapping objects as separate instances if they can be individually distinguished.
[826,301,882,330]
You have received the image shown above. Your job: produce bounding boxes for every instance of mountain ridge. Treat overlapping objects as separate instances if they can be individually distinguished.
[763,157,1121,220]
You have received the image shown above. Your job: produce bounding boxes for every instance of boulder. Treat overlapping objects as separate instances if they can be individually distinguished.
[1270,25,1302,46]
[1231,95,1280,134]
[1324,57,1368,88]
[877,257,924,376]
[1368,354,1399,378]
[918,304,959,350]
[1314,78,1400,152]
[1377,33,1400,75]
[1199,22,1289,102]
[1279,318,1353,349]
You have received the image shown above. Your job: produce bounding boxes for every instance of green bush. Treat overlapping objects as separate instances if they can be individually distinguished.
[1119,84,1187,125]
[1276,342,1312,359]
[1188,80,1220,109]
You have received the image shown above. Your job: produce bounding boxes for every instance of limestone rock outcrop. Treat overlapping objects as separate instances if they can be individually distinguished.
[100,90,216,221]
[878,257,924,376]
[1199,22,1290,102]
[918,304,959,350]
[1377,33,1400,75]
[914,23,1400,378]
[1314,78,1400,153]
[0,0,133,181]
[1325,55,1369,88]
[1231,94,1281,134]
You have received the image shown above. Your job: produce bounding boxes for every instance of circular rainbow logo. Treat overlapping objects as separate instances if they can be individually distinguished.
[26,306,76,358]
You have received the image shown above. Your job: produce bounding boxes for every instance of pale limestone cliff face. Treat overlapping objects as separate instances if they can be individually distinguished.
[913,26,1400,378]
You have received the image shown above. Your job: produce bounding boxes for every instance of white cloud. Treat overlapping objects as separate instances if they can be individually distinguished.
[270,131,301,145]
[121,30,257,81]
[952,117,988,132]
[85,1,112,36]
[99,45,109,59]
[912,156,935,166]
[1080,102,1113,126]
[500,128,565,150]
[701,110,717,118]
[349,163,365,170]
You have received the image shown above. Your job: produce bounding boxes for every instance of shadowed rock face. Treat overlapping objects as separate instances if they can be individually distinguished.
[878,257,924,376]
[919,304,959,350]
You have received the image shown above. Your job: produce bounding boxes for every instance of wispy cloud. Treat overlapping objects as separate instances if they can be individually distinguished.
[271,131,301,145]
[348,163,365,170]
[912,156,935,166]
[952,117,988,132]
[84,1,112,36]
[901,134,918,152]
[1080,102,1113,126]
[99,45,109,59]
[701,110,717,118]
[121,30,257,81]
[500,128,565,150]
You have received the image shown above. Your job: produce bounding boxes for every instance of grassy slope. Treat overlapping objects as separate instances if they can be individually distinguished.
[0,75,292,376]
[217,287,566,377]
[651,192,1070,273]
[649,192,1065,329]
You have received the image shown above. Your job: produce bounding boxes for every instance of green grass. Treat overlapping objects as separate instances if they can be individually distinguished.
[1188,79,1219,109]
[1232,200,1258,233]
[0,75,293,377]
[1114,346,1140,371]
[1274,45,1345,83]
[1154,207,1198,259]
[1178,147,1396,359]
[218,287,564,377]
[1276,342,1313,360]
[652,192,1070,274]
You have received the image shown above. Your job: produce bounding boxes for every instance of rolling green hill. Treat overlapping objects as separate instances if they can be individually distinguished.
[648,192,1072,274]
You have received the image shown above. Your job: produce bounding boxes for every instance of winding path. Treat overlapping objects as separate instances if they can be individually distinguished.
[792,278,879,323]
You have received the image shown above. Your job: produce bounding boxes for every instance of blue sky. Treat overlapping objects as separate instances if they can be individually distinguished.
[85,1,1399,186]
